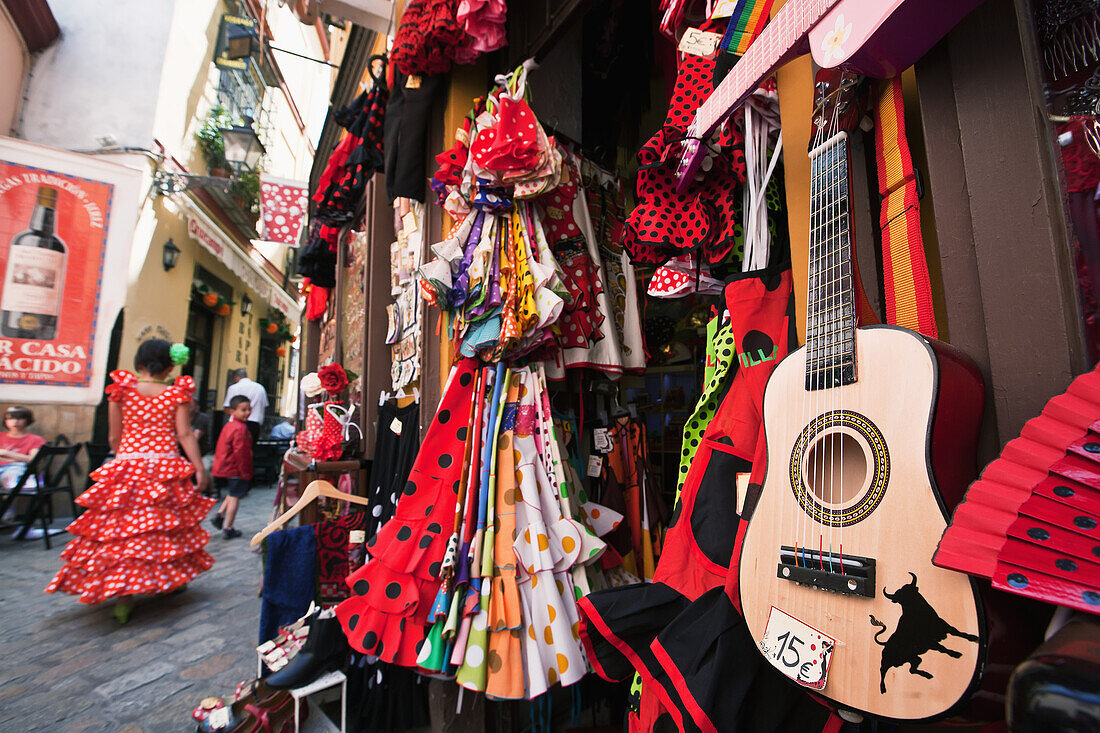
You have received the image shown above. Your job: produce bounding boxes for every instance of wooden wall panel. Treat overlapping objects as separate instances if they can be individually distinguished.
[924,0,1084,447]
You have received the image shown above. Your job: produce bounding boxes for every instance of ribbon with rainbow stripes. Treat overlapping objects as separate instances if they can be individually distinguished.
[719,0,775,56]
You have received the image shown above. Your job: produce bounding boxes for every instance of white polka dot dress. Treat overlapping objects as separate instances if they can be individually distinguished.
[45,371,216,604]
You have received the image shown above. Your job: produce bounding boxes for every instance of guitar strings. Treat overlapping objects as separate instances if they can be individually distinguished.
[829,98,843,582]
[802,102,827,571]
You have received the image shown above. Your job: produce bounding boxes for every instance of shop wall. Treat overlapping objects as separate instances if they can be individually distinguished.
[0,3,28,136]
[117,204,198,376]
[116,199,294,417]
[15,0,171,149]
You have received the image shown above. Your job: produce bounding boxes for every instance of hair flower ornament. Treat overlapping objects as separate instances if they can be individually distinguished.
[170,343,191,366]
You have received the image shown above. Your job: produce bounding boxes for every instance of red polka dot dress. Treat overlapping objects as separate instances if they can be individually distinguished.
[45,371,215,604]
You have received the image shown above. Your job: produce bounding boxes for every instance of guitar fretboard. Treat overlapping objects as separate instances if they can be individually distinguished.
[805,132,856,391]
[692,0,838,138]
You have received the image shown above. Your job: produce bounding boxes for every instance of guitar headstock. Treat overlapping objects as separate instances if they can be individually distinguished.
[810,69,867,148]
[674,136,704,195]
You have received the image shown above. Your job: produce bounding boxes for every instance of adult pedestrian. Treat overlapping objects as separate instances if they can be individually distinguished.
[269,416,296,441]
[45,339,214,623]
[223,368,268,443]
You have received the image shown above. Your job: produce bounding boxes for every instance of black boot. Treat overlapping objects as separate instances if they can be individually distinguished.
[264,611,349,689]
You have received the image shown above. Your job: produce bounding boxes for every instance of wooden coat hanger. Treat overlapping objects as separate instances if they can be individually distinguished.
[250,479,370,547]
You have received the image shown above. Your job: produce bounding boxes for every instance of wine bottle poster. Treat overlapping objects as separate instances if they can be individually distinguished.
[0,160,112,388]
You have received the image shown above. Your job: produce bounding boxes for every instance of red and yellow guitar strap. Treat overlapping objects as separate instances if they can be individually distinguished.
[873,76,938,339]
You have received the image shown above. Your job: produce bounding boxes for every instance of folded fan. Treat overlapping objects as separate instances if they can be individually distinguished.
[935,365,1100,614]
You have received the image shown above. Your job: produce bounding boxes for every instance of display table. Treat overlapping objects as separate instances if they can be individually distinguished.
[291,670,346,733]
[256,649,347,733]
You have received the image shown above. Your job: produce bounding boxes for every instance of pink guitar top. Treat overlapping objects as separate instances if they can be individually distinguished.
[674,0,986,193]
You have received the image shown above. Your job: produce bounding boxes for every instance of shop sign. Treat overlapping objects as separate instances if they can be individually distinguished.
[187,217,225,258]
[0,138,140,403]
[186,212,299,319]
[214,14,256,71]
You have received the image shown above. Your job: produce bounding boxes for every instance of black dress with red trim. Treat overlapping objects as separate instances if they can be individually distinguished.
[334,360,479,667]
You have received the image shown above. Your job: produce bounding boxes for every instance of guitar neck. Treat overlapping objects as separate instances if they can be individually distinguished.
[805,131,857,391]
[691,0,838,139]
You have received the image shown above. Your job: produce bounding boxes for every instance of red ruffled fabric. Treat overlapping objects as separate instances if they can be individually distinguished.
[46,371,215,604]
[335,359,479,667]
[391,0,470,77]
[538,153,582,243]
[623,29,747,266]
[471,96,543,178]
[552,239,606,349]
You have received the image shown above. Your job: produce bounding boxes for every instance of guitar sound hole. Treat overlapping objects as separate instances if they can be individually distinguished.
[806,432,867,506]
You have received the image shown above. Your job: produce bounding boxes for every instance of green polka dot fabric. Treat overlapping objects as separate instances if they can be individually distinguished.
[629,671,643,711]
[675,317,738,502]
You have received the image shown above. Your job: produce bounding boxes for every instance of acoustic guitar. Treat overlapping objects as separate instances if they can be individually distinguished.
[674,0,987,193]
[736,73,987,721]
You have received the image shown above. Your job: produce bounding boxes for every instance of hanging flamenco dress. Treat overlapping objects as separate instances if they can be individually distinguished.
[335,360,479,667]
[46,372,215,604]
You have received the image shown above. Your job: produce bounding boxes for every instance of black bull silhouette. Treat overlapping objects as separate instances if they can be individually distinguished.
[868,572,978,694]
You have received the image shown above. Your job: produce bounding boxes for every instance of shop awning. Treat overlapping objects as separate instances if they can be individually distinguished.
[182,200,300,319]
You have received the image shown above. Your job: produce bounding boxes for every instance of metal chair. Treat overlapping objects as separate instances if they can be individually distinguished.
[0,441,85,549]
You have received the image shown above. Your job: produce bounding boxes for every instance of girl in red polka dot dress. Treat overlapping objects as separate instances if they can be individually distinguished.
[46,339,215,622]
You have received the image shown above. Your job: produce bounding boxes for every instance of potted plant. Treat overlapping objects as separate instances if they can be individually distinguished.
[194,105,234,177]
[230,166,262,222]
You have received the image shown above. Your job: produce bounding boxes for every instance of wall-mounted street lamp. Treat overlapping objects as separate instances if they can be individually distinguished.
[153,115,265,197]
[162,238,181,271]
[220,114,266,171]
[240,294,252,316]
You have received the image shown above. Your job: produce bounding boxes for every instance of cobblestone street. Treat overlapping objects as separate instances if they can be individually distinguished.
[0,485,276,732]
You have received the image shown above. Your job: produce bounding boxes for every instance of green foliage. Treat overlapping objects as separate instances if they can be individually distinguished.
[231,166,262,218]
[193,104,265,220]
[194,105,233,171]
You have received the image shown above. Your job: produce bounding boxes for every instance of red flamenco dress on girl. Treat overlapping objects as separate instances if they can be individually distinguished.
[46,371,215,604]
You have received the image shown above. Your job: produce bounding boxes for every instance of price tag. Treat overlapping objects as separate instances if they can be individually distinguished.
[349,530,366,544]
[586,455,603,477]
[405,74,422,89]
[592,428,612,454]
[390,417,403,435]
[709,0,739,19]
[208,706,231,729]
[759,606,835,690]
[735,473,750,514]
[401,210,419,234]
[678,27,723,59]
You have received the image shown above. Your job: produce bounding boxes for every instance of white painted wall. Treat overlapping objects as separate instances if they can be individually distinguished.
[0,4,30,136]
[16,0,173,150]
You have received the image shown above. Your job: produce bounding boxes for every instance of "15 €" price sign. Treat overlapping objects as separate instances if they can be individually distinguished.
[759,606,836,690]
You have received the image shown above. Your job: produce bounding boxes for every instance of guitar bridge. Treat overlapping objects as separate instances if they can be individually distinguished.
[777,546,876,598]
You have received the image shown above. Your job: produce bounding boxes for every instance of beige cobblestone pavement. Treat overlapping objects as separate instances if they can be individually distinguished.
[0,485,275,732]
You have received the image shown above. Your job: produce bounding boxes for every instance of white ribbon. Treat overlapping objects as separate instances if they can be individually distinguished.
[325,402,363,443]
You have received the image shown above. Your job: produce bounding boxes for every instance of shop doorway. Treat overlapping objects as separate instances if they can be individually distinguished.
[256,340,281,425]
[185,302,217,410]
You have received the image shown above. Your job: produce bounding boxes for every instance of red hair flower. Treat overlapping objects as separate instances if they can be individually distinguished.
[318,363,349,395]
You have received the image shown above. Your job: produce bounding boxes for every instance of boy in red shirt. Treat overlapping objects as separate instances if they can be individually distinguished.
[211,396,253,539]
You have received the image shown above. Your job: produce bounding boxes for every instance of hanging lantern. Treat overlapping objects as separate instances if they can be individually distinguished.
[202,292,219,307]
[266,322,279,334]
[216,303,231,317]
[275,346,287,357]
